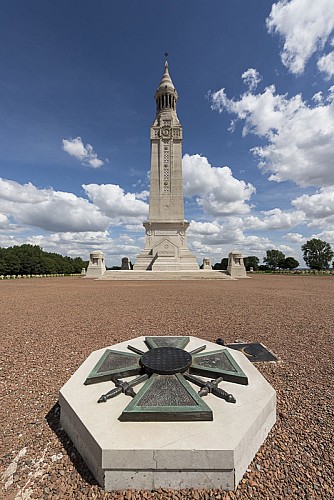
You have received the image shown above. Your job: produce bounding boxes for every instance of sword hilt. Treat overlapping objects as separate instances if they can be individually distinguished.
[211,386,236,403]
[114,379,136,397]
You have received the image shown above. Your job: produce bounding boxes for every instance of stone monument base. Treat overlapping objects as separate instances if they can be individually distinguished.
[134,221,199,271]
[59,336,276,491]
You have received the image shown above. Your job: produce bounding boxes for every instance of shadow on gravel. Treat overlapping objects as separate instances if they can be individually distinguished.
[45,402,99,486]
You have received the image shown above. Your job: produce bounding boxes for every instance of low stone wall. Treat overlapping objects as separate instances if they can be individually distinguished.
[253,269,334,275]
[0,274,82,280]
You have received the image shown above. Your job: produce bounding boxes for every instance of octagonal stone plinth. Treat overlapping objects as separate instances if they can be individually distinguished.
[59,336,276,491]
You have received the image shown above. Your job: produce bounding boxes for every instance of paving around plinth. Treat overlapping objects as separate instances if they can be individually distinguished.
[1,276,333,499]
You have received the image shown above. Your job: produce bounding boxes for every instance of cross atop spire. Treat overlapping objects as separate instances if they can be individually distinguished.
[164,51,168,67]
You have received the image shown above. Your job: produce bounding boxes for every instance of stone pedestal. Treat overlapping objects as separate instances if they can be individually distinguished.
[85,251,106,278]
[202,258,212,270]
[59,336,276,491]
[134,222,198,271]
[227,251,247,278]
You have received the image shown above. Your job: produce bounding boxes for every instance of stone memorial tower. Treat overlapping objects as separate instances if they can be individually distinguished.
[134,56,199,271]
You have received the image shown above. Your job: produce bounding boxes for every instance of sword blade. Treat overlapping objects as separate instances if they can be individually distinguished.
[183,373,206,387]
[98,373,148,403]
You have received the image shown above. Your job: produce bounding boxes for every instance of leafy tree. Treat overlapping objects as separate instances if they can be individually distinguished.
[213,258,228,270]
[0,244,87,275]
[3,252,20,274]
[263,249,285,271]
[281,257,299,270]
[244,256,260,271]
[301,238,334,270]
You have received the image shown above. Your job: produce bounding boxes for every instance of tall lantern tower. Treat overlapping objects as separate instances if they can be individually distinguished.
[134,56,199,271]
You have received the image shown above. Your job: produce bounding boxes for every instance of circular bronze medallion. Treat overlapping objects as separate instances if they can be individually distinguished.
[141,347,192,375]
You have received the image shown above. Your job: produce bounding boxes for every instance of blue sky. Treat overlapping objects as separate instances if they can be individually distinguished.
[0,0,333,266]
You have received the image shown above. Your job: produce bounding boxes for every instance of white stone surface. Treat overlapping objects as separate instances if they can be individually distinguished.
[59,336,276,491]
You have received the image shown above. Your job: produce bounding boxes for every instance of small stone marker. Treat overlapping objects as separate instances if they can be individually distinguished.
[85,251,106,278]
[227,251,247,278]
[121,257,131,270]
[202,257,212,270]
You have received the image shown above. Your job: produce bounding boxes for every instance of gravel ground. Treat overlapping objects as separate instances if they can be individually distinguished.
[1,275,333,499]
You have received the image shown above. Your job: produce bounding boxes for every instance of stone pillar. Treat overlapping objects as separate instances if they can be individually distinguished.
[227,251,247,278]
[85,251,106,278]
[202,258,212,270]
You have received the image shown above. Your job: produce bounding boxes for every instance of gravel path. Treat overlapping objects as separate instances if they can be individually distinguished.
[1,275,333,499]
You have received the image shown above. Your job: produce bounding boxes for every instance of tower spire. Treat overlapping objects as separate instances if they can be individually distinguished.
[155,54,178,114]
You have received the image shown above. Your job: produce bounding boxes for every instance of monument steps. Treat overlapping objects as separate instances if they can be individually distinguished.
[98,270,236,281]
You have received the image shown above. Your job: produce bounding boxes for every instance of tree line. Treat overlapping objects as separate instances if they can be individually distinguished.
[1,238,333,276]
[213,238,334,271]
[0,244,88,276]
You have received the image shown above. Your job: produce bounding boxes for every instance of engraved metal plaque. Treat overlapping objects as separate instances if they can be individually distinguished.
[120,373,212,421]
[145,336,190,349]
[191,349,248,385]
[227,343,278,363]
[84,350,141,385]
[137,375,197,407]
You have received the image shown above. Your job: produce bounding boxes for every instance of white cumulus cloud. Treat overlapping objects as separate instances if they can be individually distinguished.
[62,137,104,168]
[188,220,222,236]
[292,187,334,219]
[0,213,10,229]
[283,232,306,243]
[243,208,305,231]
[266,0,334,75]
[241,68,262,91]
[317,50,334,79]
[83,183,149,220]
[313,229,334,245]
[134,190,150,201]
[182,154,255,216]
[211,83,334,187]
[6,230,142,264]
[0,178,109,232]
